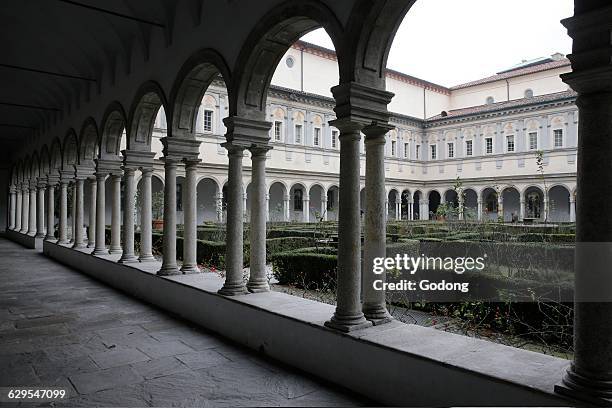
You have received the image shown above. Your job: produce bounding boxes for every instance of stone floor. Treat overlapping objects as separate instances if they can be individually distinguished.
[0,238,370,407]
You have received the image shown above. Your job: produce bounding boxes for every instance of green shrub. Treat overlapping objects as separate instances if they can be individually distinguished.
[548,233,575,243]
[270,250,337,288]
[517,233,547,242]
[266,236,315,258]
[196,240,226,267]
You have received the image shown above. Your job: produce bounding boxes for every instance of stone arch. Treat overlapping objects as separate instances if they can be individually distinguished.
[523,185,544,220]
[62,129,79,171]
[400,189,411,220]
[428,190,441,219]
[30,152,40,181]
[39,145,51,178]
[481,187,499,221]
[128,81,169,151]
[230,1,344,118]
[326,184,339,221]
[269,181,288,222]
[49,138,62,176]
[308,183,325,221]
[100,101,128,159]
[388,188,400,220]
[413,189,422,220]
[169,49,231,139]
[548,184,571,222]
[289,182,307,221]
[78,117,99,168]
[501,186,520,222]
[463,188,478,220]
[196,177,220,224]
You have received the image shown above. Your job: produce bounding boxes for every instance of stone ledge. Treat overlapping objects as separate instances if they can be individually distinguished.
[6,229,42,250]
[42,240,573,406]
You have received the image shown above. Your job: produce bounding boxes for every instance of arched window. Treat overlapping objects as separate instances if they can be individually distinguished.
[524,89,534,98]
[293,189,303,211]
[485,96,495,105]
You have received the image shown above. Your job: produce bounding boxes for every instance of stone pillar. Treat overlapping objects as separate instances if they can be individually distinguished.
[325,120,371,332]
[58,180,69,244]
[497,195,504,222]
[72,178,86,248]
[71,183,76,242]
[569,195,576,222]
[36,184,45,238]
[519,198,525,222]
[109,174,122,254]
[302,197,310,222]
[118,167,137,262]
[543,192,549,222]
[242,192,247,222]
[553,4,612,403]
[421,200,429,220]
[138,168,154,262]
[15,188,22,232]
[458,195,465,221]
[215,192,223,223]
[87,178,96,247]
[158,159,180,275]
[408,201,413,221]
[28,184,37,236]
[45,183,55,240]
[265,194,270,222]
[91,172,108,254]
[181,161,199,272]
[247,147,270,293]
[9,185,16,230]
[20,184,29,234]
[477,199,483,221]
[219,145,247,295]
[395,200,401,221]
[321,196,328,222]
[362,124,393,325]
[283,194,290,221]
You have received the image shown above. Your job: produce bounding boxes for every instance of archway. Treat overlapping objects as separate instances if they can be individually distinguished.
[196,178,219,224]
[388,189,399,220]
[326,185,339,221]
[401,189,411,220]
[413,191,422,220]
[444,190,459,220]
[524,186,544,221]
[463,189,478,220]
[502,187,520,222]
[269,182,287,223]
[482,187,499,221]
[428,190,441,220]
[289,183,306,222]
[309,184,325,222]
[549,185,571,222]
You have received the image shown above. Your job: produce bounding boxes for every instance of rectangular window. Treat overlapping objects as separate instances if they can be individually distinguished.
[274,121,282,142]
[391,140,397,156]
[404,143,409,159]
[447,142,454,158]
[416,145,420,160]
[554,129,563,148]
[295,124,303,144]
[466,140,473,156]
[529,132,538,150]
[430,144,437,160]
[331,130,338,149]
[485,137,493,154]
[313,127,321,146]
[203,110,213,132]
[506,135,515,152]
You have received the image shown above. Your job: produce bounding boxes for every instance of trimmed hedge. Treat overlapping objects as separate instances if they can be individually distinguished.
[271,249,337,288]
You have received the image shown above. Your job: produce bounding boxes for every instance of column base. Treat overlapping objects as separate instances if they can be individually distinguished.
[118,254,139,263]
[555,366,612,406]
[218,282,248,296]
[157,265,181,276]
[324,313,372,333]
[72,242,87,249]
[87,241,95,248]
[35,233,45,239]
[138,254,156,263]
[247,280,270,293]
[92,248,109,256]
[109,247,122,254]
[27,232,36,237]
[180,265,201,274]
[44,235,55,241]
[364,307,393,326]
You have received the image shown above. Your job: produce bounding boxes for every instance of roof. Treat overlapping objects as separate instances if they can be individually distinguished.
[450,59,571,90]
[427,90,577,121]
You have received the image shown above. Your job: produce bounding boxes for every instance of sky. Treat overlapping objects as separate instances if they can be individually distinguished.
[301,0,574,87]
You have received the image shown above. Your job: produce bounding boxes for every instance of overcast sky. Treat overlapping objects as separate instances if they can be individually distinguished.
[301,0,573,87]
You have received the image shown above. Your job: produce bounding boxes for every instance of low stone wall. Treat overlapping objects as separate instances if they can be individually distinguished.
[6,229,42,249]
[42,240,572,406]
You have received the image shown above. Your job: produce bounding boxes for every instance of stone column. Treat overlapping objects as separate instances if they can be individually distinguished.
[408,201,413,221]
[477,199,483,221]
[569,195,576,222]
[362,125,393,325]
[325,120,371,332]
[242,192,247,222]
[302,197,310,222]
[36,184,45,238]
[519,198,525,222]
[497,195,504,222]
[395,200,401,221]
[28,184,37,236]
[543,192,549,222]
[118,167,137,262]
[421,200,429,220]
[181,161,199,272]
[215,192,223,223]
[20,184,29,234]
[87,178,96,247]
[9,185,16,230]
[553,7,612,398]
[458,195,465,221]
[265,194,270,222]
[92,172,108,255]
[72,178,86,248]
[158,159,180,275]
[109,174,122,254]
[283,194,290,221]
[15,188,22,232]
[45,183,55,240]
[321,195,328,222]
[138,168,155,262]
[71,183,76,242]
[58,180,69,244]
[219,145,247,295]
[247,147,269,293]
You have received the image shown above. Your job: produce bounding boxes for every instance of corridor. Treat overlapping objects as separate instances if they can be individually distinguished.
[0,238,368,407]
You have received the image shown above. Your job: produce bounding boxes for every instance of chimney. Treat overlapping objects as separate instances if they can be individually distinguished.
[551,52,565,61]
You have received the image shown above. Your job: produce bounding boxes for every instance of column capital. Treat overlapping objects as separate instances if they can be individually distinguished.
[249,145,272,158]
[122,149,156,169]
[140,167,155,176]
[183,158,201,169]
[161,137,201,161]
[362,122,395,142]
[95,158,122,175]
[9,185,16,193]
[223,116,272,146]
[331,82,394,127]
[222,141,247,155]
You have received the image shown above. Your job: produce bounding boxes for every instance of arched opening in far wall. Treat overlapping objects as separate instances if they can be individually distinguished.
[196,178,219,224]
[502,187,520,222]
[268,182,287,223]
[428,190,441,219]
[548,185,571,222]
[326,186,339,221]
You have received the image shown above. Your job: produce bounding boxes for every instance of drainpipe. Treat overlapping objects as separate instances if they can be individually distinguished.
[505,79,510,101]
[300,47,304,92]
[423,88,426,120]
